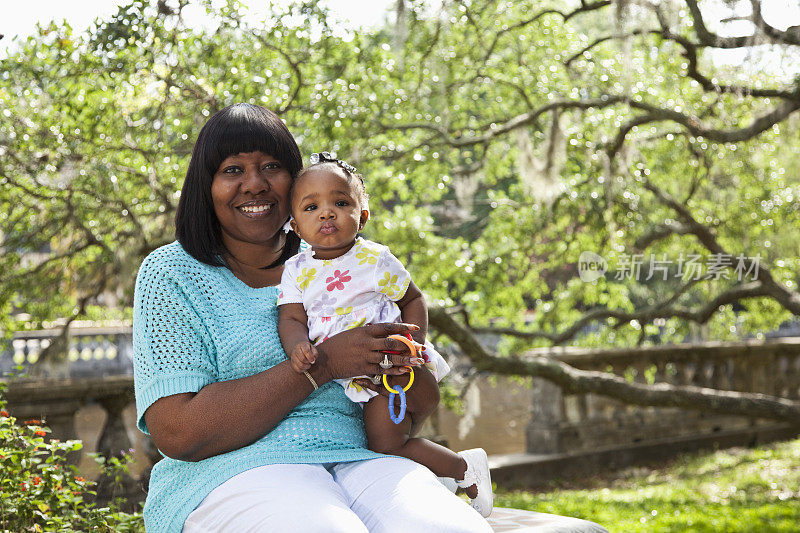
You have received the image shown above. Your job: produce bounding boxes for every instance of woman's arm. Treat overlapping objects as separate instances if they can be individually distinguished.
[144,322,422,462]
[144,359,324,461]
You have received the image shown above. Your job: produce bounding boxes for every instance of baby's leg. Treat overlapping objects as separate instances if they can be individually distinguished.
[363,394,468,484]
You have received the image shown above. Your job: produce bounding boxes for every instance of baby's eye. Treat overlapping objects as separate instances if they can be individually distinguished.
[335,200,349,207]
[304,204,317,211]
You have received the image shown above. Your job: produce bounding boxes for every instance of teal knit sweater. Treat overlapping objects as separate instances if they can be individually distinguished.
[133,242,382,533]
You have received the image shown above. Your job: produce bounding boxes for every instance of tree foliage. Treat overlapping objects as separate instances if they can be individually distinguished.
[2,0,800,417]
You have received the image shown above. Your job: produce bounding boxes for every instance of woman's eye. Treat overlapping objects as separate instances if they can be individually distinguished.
[262,162,280,171]
[222,166,241,174]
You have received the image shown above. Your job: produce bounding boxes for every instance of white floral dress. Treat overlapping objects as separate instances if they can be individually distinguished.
[278,238,450,402]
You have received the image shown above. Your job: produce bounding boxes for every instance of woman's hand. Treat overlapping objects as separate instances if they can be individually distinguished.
[314,322,426,384]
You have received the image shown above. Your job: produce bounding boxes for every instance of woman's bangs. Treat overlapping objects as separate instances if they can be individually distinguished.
[205,121,281,174]
[202,104,299,175]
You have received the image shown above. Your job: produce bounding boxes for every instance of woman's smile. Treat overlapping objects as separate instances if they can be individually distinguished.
[237,199,276,218]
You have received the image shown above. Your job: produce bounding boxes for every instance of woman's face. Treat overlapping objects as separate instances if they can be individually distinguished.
[211,151,292,253]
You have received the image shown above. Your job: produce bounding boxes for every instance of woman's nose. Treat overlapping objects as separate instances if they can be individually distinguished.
[240,167,270,193]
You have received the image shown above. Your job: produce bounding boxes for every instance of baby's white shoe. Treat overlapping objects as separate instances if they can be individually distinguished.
[456,448,493,518]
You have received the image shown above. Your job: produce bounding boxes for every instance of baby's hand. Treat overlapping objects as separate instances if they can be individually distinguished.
[290,341,318,373]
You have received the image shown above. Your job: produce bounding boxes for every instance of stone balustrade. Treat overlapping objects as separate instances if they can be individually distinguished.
[525,338,800,454]
[3,328,800,498]
[2,326,133,377]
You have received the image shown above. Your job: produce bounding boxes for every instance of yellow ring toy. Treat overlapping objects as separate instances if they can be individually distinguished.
[382,333,418,393]
[383,368,415,393]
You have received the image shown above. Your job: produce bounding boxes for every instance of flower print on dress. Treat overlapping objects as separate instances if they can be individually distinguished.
[399,277,410,296]
[377,271,402,299]
[294,254,307,267]
[326,269,351,291]
[356,245,380,265]
[346,317,367,330]
[375,301,395,323]
[377,251,394,269]
[348,380,365,393]
[297,267,317,290]
[308,292,337,316]
[335,306,354,316]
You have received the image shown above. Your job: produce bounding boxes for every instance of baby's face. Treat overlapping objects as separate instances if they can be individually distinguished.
[290,168,369,260]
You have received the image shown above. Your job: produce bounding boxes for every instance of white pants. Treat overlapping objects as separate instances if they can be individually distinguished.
[183,457,492,533]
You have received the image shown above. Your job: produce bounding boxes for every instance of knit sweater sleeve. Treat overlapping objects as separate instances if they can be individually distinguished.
[133,249,217,434]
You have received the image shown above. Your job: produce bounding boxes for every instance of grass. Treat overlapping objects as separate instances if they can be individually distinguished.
[494,438,800,532]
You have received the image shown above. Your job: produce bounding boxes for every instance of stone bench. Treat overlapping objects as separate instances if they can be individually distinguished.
[487,508,608,533]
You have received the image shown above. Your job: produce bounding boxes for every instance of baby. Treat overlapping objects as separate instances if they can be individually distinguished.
[277,152,493,517]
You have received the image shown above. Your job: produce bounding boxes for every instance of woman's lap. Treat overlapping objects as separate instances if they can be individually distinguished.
[182,463,366,533]
[183,457,491,533]
[334,456,492,533]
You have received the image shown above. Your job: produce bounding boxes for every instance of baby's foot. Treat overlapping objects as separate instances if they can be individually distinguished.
[455,448,493,518]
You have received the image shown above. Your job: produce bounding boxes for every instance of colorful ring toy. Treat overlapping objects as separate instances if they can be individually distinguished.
[382,333,419,423]
[388,389,407,424]
[386,333,417,357]
[382,368,415,393]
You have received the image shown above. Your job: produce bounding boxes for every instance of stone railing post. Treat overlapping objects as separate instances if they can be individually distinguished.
[94,389,139,506]
[96,393,134,459]
[526,376,563,453]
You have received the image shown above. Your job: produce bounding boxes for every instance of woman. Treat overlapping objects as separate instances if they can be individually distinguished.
[133,103,492,532]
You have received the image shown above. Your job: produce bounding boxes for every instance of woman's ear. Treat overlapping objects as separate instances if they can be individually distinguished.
[359,209,370,230]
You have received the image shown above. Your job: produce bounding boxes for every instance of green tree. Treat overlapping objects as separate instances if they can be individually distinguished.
[1,0,799,420]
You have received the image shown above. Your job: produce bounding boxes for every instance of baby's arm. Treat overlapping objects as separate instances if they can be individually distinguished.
[278,303,318,373]
[395,280,427,346]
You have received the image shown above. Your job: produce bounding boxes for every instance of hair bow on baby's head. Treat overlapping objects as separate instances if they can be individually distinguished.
[310,151,357,174]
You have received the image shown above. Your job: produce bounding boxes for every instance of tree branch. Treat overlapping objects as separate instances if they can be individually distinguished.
[626,96,800,143]
[642,178,800,315]
[429,307,800,423]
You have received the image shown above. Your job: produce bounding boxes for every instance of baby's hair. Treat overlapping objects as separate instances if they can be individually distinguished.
[294,158,369,204]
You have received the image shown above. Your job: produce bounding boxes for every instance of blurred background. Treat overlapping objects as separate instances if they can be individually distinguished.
[1,1,800,530]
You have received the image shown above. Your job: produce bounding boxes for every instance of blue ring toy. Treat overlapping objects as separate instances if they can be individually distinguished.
[388,388,407,424]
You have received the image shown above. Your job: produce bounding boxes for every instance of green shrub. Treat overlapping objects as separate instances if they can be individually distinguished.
[0,383,144,532]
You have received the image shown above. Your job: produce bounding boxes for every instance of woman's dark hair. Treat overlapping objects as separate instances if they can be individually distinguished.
[175,103,303,267]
